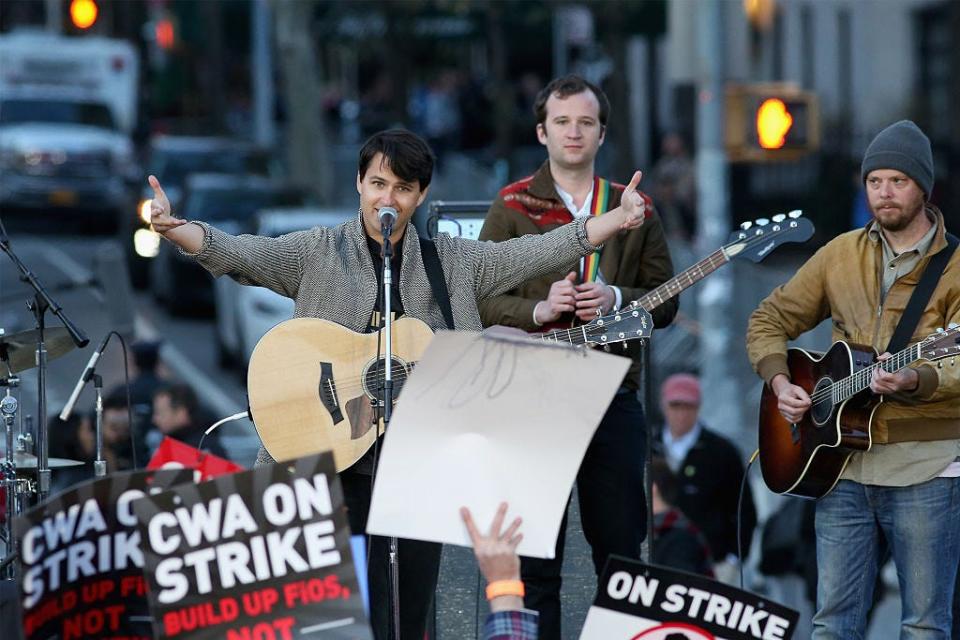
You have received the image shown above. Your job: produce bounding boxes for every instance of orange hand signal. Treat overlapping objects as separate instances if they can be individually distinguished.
[757,98,793,149]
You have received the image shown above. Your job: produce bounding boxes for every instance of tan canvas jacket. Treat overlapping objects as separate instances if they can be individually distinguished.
[746,207,960,443]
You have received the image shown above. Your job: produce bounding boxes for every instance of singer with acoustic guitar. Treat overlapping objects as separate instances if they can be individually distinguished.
[746,120,960,639]
[147,128,651,640]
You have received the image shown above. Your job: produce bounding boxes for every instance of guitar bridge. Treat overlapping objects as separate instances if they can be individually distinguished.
[318,362,344,424]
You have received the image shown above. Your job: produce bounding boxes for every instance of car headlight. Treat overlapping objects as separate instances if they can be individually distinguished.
[138,199,152,224]
[133,228,161,258]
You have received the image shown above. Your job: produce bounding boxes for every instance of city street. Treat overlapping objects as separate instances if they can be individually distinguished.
[1,227,902,638]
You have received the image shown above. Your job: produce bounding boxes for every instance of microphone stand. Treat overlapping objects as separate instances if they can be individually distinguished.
[379,219,401,640]
[0,219,88,499]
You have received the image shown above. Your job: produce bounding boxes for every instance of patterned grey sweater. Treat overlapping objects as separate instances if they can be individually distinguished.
[185,214,598,465]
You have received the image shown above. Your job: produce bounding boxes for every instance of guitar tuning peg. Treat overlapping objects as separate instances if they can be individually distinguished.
[772,213,786,223]
[949,322,959,329]
[755,218,770,226]
[740,221,753,230]
[788,209,803,218]
[937,327,944,333]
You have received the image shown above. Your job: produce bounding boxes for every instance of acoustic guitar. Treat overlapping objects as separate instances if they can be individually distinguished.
[250,211,815,471]
[248,311,651,471]
[758,324,960,499]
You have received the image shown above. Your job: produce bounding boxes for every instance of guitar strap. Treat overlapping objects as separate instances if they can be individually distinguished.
[886,231,958,353]
[419,237,456,330]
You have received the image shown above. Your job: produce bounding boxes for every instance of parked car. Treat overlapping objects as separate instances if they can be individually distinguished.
[126,135,270,287]
[149,174,312,316]
[0,32,139,231]
[214,207,356,371]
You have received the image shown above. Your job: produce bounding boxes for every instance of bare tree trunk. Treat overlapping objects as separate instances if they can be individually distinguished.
[273,0,330,204]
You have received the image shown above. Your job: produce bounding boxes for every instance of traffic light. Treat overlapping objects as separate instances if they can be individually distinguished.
[155,18,175,50]
[69,0,99,30]
[726,84,820,162]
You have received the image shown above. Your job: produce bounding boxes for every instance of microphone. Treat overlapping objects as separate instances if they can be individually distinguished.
[59,333,111,421]
[378,207,398,230]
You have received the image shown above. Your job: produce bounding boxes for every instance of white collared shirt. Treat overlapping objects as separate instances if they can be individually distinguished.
[662,421,703,474]
[549,182,623,314]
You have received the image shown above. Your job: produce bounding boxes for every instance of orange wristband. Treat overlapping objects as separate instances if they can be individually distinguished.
[485,580,525,600]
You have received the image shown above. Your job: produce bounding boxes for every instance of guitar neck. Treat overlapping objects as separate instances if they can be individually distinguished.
[834,342,923,402]
[633,248,730,313]
[539,248,729,345]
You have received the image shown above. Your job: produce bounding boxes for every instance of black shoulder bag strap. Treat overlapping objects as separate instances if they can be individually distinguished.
[419,237,456,330]
[886,231,959,353]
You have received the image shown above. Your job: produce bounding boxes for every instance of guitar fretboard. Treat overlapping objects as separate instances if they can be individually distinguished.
[632,248,730,313]
[829,343,922,404]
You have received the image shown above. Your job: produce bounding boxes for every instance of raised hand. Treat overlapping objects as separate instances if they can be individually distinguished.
[460,502,523,583]
[619,170,647,230]
[147,175,187,235]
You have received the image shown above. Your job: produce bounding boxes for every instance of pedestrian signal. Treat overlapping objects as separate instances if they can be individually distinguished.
[69,0,98,30]
[726,84,819,162]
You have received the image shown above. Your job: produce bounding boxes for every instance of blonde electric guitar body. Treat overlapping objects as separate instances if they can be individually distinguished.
[248,316,434,471]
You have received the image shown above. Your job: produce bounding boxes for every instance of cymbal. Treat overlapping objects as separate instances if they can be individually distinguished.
[1,452,85,469]
[0,327,77,374]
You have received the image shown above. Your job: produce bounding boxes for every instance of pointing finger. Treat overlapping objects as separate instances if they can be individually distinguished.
[148,175,168,204]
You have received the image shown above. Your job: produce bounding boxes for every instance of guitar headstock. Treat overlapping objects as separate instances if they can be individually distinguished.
[919,323,960,364]
[724,210,814,263]
[581,306,653,346]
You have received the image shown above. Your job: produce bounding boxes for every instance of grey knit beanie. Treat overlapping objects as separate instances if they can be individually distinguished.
[861,120,934,198]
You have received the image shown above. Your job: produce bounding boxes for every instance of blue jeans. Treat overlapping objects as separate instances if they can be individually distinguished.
[813,477,960,640]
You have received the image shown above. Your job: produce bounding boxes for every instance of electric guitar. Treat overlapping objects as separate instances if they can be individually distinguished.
[758,324,960,499]
[249,212,815,471]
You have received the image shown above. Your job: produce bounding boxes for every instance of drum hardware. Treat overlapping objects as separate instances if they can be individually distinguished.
[1,453,84,470]
[1,386,19,580]
[0,327,77,375]
[1,216,89,500]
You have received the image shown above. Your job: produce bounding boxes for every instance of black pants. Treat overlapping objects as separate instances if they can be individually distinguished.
[521,391,648,640]
[340,469,442,640]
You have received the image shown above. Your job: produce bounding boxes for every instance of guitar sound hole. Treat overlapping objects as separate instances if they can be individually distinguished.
[810,377,834,425]
[362,357,411,404]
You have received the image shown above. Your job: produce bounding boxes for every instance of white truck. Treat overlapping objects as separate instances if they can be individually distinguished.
[0,31,139,222]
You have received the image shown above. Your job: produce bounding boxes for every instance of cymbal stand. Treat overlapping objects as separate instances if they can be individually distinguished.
[0,218,89,500]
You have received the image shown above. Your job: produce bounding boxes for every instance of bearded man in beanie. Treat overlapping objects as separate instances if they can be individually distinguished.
[747,120,960,638]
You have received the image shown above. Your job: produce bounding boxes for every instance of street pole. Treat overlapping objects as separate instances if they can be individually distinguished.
[695,1,744,444]
[45,0,62,34]
[252,0,276,149]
